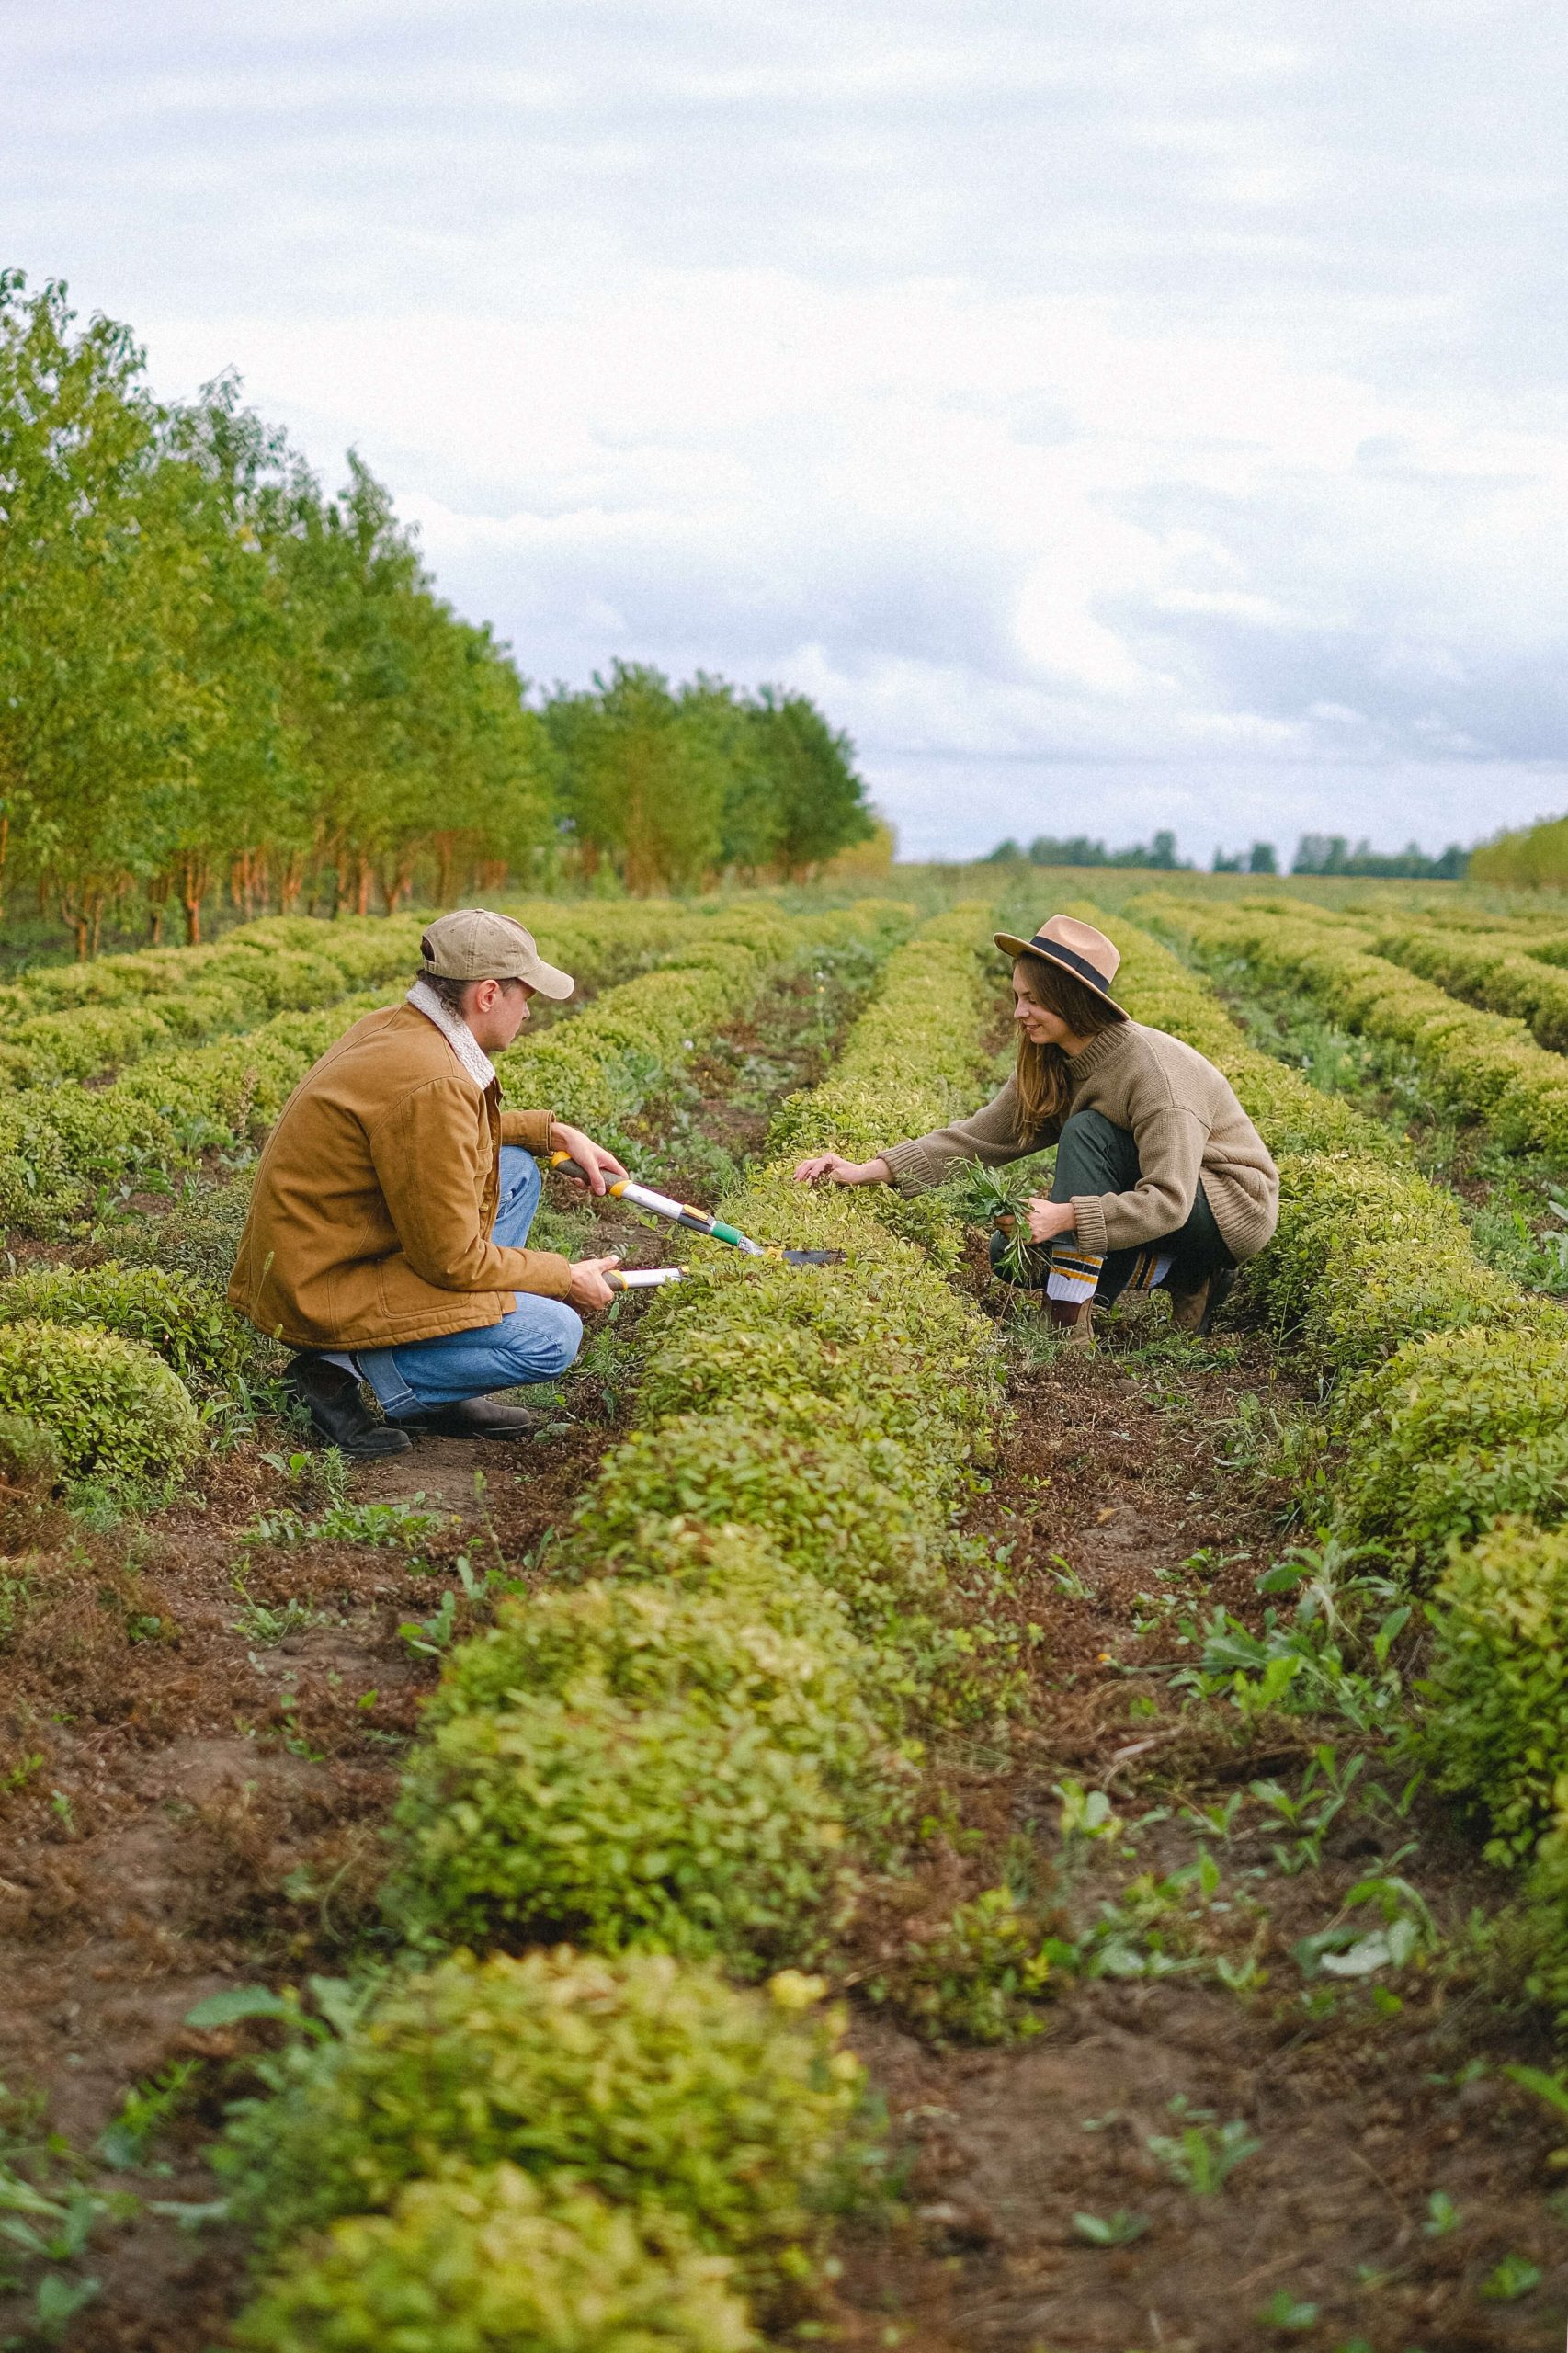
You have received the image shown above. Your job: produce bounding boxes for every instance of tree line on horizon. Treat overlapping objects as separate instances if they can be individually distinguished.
[984,829,1468,880]
[0,274,876,954]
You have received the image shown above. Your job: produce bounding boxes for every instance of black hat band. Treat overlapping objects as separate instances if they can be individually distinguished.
[1023,933,1115,996]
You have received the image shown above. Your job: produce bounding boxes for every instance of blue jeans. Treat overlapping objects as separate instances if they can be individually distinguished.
[357,1148,583,1416]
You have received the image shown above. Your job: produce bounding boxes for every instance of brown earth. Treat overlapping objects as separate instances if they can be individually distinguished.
[825,1294,1568,2353]
[4,956,1566,2348]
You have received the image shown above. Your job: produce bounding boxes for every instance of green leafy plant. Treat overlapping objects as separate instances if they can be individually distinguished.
[232,2165,754,2353]
[214,1947,864,2281]
[1071,2209,1148,2246]
[1481,2251,1541,2302]
[870,1886,1059,2044]
[0,1320,198,1500]
[1144,2103,1259,2196]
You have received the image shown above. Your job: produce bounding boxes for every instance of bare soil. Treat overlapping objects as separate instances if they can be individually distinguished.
[825,1296,1568,2353]
[6,954,1566,2348]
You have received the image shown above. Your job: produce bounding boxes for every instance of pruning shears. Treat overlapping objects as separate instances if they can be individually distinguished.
[548,1153,844,1273]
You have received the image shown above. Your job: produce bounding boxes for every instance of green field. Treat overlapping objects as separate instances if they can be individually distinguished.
[3,872,1568,2348]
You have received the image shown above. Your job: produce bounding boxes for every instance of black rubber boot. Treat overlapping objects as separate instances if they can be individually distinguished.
[390,1396,548,1441]
[284,1354,412,1458]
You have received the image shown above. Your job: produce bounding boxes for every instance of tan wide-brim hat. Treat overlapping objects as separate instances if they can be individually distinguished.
[993,913,1130,1020]
[420,909,574,1001]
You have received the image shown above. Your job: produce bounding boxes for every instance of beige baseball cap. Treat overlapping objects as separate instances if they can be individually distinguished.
[419,910,574,1000]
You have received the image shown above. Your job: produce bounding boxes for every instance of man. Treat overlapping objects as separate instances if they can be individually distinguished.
[229,909,625,1457]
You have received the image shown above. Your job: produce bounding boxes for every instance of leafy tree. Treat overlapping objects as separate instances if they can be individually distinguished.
[746,688,874,879]
[545,662,730,894]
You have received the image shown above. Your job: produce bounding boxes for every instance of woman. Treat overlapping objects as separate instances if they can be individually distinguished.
[793,913,1278,1343]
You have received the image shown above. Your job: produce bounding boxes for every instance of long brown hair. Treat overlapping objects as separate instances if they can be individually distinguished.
[1013,951,1126,1135]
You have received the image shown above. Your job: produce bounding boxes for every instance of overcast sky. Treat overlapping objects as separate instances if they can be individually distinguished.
[9,2,1568,860]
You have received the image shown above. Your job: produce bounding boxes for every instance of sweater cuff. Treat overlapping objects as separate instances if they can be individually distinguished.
[1070,1194,1110,1257]
[501,1107,556,1154]
[880,1138,937,1197]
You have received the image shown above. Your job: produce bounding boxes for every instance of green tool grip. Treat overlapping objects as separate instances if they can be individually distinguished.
[710,1222,745,1246]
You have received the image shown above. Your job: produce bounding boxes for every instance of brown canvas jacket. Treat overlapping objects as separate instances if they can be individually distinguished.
[228,1002,571,1350]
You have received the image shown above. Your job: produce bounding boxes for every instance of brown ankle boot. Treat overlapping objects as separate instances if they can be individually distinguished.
[1047,1299,1096,1349]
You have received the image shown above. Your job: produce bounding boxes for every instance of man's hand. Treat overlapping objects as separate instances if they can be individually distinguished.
[553,1122,629,1199]
[566,1255,620,1311]
[793,1153,892,1186]
[1027,1196,1076,1245]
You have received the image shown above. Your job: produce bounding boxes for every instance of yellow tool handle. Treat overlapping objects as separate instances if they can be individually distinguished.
[549,1150,627,1199]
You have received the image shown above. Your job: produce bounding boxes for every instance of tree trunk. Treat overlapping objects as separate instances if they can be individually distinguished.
[278,853,305,915]
[355,858,373,917]
[178,853,210,947]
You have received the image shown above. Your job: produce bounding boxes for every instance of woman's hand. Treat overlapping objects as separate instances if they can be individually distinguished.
[792,1153,892,1187]
[1026,1195,1076,1244]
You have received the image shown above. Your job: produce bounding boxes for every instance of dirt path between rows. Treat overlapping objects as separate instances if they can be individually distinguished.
[0,956,874,2350]
[829,1296,1568,2353]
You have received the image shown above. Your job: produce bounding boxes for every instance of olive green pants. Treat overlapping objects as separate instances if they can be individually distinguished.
[988,1108,1233,1302]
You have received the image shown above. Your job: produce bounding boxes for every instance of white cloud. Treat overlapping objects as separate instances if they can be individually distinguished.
[8,0,1568,857]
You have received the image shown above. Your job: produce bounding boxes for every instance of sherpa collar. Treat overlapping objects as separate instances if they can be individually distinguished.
[406,980,498,1091]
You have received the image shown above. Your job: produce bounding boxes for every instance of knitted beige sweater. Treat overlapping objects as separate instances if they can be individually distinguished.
[881,1019,1279,1261]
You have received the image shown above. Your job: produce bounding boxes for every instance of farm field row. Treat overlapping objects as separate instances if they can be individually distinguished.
[0,896,914,1506]
[1091,904,1568,1871]
[6,881,1568,2346]
[0,895,858,1128]
[176,888,1568,2341]
[217,904,1011,2343]
[0,897,919,2347]
[1128,892,1568,1165]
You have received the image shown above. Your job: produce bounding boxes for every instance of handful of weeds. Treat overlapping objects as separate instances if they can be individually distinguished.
[942,1162,1041,1285]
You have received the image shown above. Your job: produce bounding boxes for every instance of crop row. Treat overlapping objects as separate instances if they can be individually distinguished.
[0,900,793,1094]
[1357,920,1568,1055]
[220,906,1012,2347]
[0,899,899,1235]
[0,902,912,1511]
[1131,893,1568,1163]
[1096,906,1568,1958]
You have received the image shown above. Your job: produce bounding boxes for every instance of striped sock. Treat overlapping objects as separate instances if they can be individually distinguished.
[1047,1245,1104,1305]
[1125,1247,1174,1295]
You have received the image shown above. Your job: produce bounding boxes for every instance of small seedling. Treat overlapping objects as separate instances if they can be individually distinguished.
[1421,2188,1460,2237]
[1072,2209,1148,2246]
[398,1588,459,1655]
[1047,1555,1093,1601]
[228,1582,318,1645]
[1256,2290,1317,2330]
[1480,2252,1540,2302]
[1055,1779,1120,1846]
[1144,2103,1259,2196]
[96,2060,199,2172]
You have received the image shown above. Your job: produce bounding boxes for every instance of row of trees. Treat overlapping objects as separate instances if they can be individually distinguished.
[983,830,1185,870]
[984,828,1470,881]
[0,275,875,950]
[1279,834,1467,879]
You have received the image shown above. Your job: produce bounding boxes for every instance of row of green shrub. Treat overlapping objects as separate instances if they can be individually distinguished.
[0,900,889,1234]
[0,900,790,1093]
[1362,920,1568,1055]
[226,905,1010,2347]
[0,904,908,1506]
[1105,904,1568,1923]
[503,899,913,1139]
[1138,894,1568,1160]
